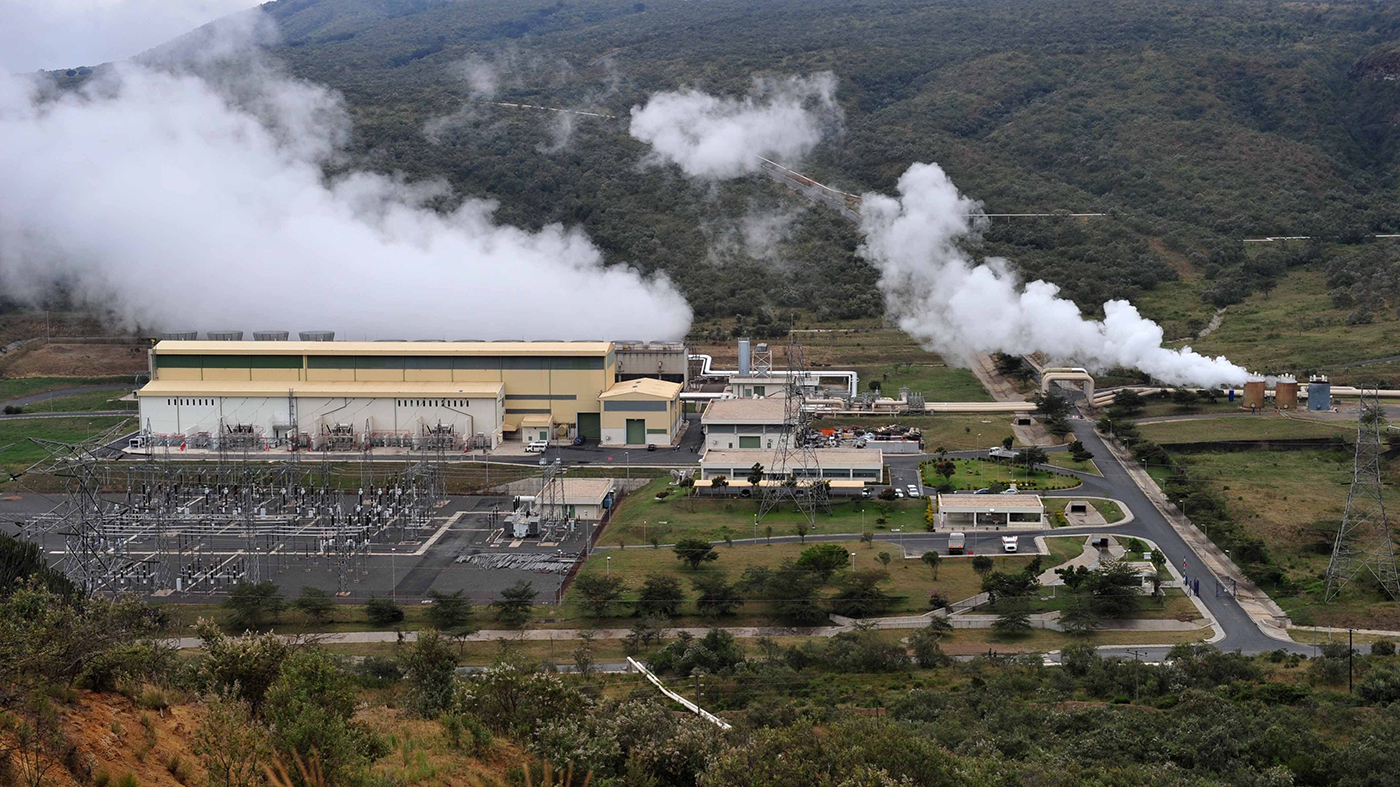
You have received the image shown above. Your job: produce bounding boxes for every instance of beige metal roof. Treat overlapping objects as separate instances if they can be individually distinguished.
[153,340,613,357]
[937,494,1044,511]
[137,380,504,398]
[694,478,867,489]
[519,414,553,427]
[540,477,615,504]
[598,378,682,400]
[701,397,786,423]
[700,448,884,470]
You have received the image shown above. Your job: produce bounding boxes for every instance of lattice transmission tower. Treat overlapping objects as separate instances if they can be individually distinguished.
[756,338,830,526]
[1324,387,1400,602]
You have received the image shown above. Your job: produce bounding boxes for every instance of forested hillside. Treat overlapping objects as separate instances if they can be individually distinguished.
[135,0,1400,324]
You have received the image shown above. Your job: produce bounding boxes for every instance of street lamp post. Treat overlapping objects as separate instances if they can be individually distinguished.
[607,555,611,577]
[626,451,631,481]
[390,547,396,602]
[849,551,856,571]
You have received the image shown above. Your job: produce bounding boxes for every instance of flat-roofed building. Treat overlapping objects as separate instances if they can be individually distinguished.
[700,397,790,451]
[696,447,883,496]
[937,494,1044,529]
[535,477,617,523]
[137,340,678,450]
[598,377,684,446]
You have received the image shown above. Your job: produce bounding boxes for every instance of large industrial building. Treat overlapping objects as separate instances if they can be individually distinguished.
[136,339,682,451]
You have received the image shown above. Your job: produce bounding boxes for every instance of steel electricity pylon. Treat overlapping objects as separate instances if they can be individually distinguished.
[1324,387,1400,602]
[756,339,830,527]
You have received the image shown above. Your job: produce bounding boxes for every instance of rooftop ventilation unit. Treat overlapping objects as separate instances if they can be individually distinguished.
[299,331,335,341]
[159,331,198,341]
[253,331,289,341]
[206,331,243,341]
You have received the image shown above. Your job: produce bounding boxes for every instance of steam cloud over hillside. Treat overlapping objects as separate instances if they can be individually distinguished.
[0,57,691,339]
[629,72,841,179]
[858,164,1246,386]
[629,77,1246,386]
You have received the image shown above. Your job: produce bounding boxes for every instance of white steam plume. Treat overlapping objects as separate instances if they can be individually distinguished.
[626,75,1246,386]
[859,163,1246,386]
[1,0,260,72]
[628,72,841,179]
[0,53,690,339]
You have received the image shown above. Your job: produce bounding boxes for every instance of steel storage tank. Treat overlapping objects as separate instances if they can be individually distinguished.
[1308,375,1332,411]
[206,331,243,341]
[1275,377,1299,410]
[737,338,751,375]
[253,331,289,341]
[299,331,335,341]
[1243,379,1266,410]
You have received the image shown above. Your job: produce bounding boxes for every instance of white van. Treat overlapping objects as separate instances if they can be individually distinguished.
[1001,536,1020,553]
[525,440,548,453]
[948,532,966,554]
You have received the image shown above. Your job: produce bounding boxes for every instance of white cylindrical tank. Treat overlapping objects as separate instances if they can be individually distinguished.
[737,338,751,375]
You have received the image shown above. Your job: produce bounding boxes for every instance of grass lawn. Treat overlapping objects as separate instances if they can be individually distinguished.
[1136,414,1353,444]
[162,601,447,635]
[10,389,138,413]
[0,376,134,401]
[603,478,928,545]
[1331,360,1400,389]
[1288,629,1400,648]
[1024,589,1203,622]
[1162,446,1400,629]
[0,415,135,476]
[1044,452,1100,475]
[923,457,1081,492]
[1185,265,1400,369]
[563,540,1035,622]
[854,363,991,403]
[815,415,1015,452]
[1043,537,1086,569]
[1043,497,1126,524]
[1128,397,1241,420]
[934,627,1209,655]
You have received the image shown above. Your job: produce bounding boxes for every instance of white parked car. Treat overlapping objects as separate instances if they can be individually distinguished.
[525,440,548,453]
[1001,536,1020,553]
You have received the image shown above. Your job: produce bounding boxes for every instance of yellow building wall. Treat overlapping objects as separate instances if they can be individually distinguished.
[251,369,303,382]
[353,369,405,382]
[306,368,356,382]
[599,400,678,435]
[451,370,505,384]
[155,368,202,381]
[405,369,453,383]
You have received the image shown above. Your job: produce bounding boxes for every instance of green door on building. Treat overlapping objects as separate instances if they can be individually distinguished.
[577,412,601,441]
[626,419,646,444]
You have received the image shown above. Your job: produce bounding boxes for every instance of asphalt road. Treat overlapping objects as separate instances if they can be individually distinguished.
[833,419,1310,657]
